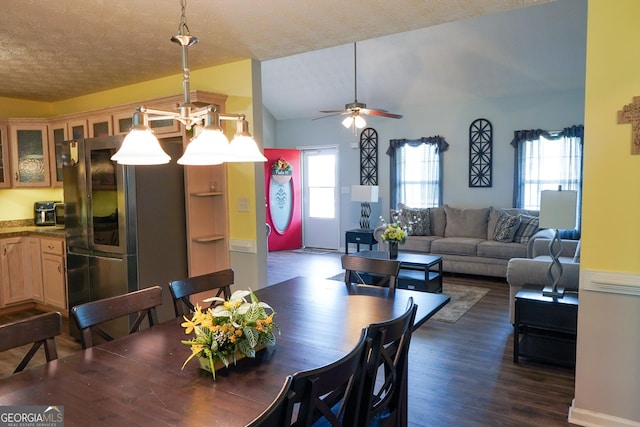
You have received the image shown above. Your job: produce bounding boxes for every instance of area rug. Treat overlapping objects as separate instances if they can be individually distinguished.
[326,274,489,323]
[292,248,334,255]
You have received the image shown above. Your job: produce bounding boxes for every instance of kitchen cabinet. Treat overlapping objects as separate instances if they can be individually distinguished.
[26,237,44,303]
[68,119,87,140]
[88,115,113,137]
[112,111,133,135]
[41,238,67,311]
[8,120,51,187]
[48,121,68,187]
[0,237,29,305]
[0,122,10,188]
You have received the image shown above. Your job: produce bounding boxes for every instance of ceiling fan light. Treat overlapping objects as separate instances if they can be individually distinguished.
[177,127,230,165]
[111,126,171,165]
[342,116,354,128]
[354,115,367,129]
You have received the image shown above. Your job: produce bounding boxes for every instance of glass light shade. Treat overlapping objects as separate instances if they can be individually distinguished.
[228,135,267,162]
[354,115,367,129]
[177,128,230,165]
[111,126,171,165]
[342,116,354,128]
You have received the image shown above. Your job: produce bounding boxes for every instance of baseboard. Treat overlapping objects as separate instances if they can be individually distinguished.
[580,269,640,296]
[569,399,640,426]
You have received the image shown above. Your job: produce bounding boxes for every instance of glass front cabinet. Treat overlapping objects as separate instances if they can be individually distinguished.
[0,123,10,188]
[8,120,51,188]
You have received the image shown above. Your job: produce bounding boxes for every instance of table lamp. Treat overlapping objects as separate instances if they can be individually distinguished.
[351,185,379,229]
[539,188,577,297]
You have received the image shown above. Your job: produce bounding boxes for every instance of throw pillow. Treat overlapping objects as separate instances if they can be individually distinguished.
[394,203,431,236]
[443,206,490,239]
[513,215,539,244]
[492,211,521,242]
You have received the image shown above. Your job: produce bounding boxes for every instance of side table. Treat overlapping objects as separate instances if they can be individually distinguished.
[513,286,578,367]
[345,229,377,254]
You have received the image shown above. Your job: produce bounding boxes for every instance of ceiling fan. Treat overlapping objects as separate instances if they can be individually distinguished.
[317,43,403,131]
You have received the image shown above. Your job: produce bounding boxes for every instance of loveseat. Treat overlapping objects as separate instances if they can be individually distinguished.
[506,238,580,323]
[374,204,553,279]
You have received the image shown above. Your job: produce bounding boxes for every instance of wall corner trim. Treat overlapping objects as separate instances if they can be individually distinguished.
[569,399,640,427]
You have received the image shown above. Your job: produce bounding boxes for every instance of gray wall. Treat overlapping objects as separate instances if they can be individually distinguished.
[269,87,585,247]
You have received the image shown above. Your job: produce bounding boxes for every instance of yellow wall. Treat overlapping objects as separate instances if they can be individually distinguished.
[572,1,640,424]
[581,0,640,273]
[0,61,259,242]
[0,97,51,118]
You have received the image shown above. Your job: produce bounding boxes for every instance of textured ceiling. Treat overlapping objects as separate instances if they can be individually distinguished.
[0,0,554,104]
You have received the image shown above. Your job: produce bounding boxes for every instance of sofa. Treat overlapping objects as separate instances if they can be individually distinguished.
[374,204,554,279]
[506,238,580,323]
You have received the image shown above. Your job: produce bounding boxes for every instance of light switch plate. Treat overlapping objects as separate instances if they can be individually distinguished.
[237,197,250,212]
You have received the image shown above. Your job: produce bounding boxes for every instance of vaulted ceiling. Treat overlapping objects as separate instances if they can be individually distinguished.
[1,0,586,121]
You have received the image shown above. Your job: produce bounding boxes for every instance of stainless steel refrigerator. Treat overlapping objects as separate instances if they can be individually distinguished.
[63,135,187,338]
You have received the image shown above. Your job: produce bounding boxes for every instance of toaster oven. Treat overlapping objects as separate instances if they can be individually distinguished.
[34,201,64,226]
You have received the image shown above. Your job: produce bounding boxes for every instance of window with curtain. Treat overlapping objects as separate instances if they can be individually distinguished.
[511,125,583,239]
[387,136,449,209]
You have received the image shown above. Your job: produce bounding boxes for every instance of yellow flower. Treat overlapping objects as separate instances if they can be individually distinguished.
[181,316,197,334]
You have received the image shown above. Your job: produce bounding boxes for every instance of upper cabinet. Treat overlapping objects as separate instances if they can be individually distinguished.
[48,121,68,187]
[88,115,113,137]
[0,122,10,188]
[8,120,51,188]
[68,119,87,140]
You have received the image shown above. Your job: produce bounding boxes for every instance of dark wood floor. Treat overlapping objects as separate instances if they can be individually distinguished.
[0,250,576,426]
[267,250,576,427]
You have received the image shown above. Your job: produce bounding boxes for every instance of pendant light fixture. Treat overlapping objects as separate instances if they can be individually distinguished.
[111,0,266,165]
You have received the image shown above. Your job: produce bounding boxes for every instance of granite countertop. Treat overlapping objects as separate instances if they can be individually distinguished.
[0,222,65,239]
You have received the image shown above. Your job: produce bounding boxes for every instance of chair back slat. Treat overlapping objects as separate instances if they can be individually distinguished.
[169,269,234,317]
[0,311,62,373]
[71,286,163,349]
[246,376,293,427]
[285,329,370,426]
[341,255,401,290]
[358,297,418,427]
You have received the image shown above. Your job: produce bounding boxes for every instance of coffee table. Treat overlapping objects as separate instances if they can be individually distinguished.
[352,250,443,293]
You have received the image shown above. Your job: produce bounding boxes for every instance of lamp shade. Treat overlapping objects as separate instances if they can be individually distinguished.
[110,126,171,165]
[539,190,577,229]
[351,185,379,202]
[177,128,230,165]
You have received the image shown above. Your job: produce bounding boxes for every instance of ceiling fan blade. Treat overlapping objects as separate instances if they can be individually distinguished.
[313,112,348,120]
[319,109,350,114]
[360,108,403,119]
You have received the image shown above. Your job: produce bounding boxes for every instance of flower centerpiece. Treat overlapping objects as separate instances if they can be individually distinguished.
[379,221,407,259]
[180,289,279,379]
[271,157,293,184]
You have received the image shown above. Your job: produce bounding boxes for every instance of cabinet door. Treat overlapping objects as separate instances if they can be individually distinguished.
[48,121,68,187]
[42,252,67,310]
[68,119,87,140]
[0,123,10,188]
[112,111,133,135]
[26,237,44,302]
[88,115,113,137]
[9,123,51,187]
[41,238,66,310]
[0,238,29,304]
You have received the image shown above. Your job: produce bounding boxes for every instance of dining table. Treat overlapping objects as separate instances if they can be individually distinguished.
[0,276,449,426]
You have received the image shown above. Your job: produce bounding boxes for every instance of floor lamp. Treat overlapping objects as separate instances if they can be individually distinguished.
[351,185,379,230]
[539,188,577,298]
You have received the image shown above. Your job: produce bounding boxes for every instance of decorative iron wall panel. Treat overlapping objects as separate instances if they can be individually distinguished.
[360,128,378,185]
[469,118,493,188]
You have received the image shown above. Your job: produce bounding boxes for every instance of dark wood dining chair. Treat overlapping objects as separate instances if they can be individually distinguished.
[0,311,62,374]
[284,329,370,426]
[358,297,417,427]
[246,376,293,427]
[71,285,163,349]
[341,254,401,290]
[168,269,234,317]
